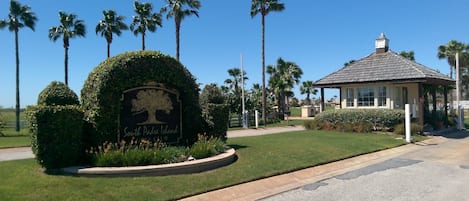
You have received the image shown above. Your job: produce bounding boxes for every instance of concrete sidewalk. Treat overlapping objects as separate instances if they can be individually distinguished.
[0,146,34,162]
[227,126,305,138]
[181,136,448,201]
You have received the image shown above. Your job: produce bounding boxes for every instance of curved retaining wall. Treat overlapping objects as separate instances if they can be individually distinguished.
[63,148,236,177]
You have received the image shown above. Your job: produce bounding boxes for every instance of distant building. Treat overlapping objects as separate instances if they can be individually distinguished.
[314,33,455,125]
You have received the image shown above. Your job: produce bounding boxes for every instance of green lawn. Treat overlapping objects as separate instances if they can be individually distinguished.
[290,107,301,117]
[0,136,30,148]
[0,130,405,201]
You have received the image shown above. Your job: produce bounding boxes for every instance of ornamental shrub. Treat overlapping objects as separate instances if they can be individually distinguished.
[314,109,405,132]
[394,122,423,135]
[200,84,229,141]
[37,81,79,106]
[189,135,226,159]
[26,105,84,170]
[81,51,202,147]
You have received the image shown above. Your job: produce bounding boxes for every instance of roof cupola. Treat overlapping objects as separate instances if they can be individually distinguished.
[375,33,389,53]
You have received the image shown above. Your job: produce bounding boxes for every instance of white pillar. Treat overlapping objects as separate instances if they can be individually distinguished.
[255,110,259,129]
[405,104,411,143]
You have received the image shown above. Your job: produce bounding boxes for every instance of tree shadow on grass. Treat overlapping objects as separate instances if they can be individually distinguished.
[227,144,249,150]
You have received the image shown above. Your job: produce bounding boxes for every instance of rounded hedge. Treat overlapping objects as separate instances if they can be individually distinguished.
[81,51,202,147]
[37,81,79,106]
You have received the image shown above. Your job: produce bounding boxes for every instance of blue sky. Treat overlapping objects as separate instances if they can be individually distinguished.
[1,0,468,108]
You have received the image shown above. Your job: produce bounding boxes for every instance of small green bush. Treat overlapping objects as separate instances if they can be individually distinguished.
[26,105,84,170]
[189,135,226,159]
[304,119,321,130]
[37,81,79,106]
[200,84,229,141]
[394,122,423,135]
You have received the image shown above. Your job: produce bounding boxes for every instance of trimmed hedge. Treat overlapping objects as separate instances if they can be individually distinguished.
[200,84,229,141]
[26,105,84,170]
[309,109,405,132]
[37,81,79,106]
[394,122,423,135]
[81,51,202,147]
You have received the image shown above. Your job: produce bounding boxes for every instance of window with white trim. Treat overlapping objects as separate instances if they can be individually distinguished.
[358,87,374,106]
[346,88,354,107]
[378,86,386,106]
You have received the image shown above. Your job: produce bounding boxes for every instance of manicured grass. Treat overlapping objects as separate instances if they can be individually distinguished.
[0,130,405,201]
[289,107,301,117]
[0,136,30,148]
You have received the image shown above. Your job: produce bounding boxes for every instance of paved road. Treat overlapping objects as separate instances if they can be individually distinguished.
[262,131,469,201]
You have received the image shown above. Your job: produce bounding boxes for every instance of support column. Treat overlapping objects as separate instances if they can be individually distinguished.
[418,83,424,127]
[320,88,325,113]
[339,87,342,109]
[444,86,448,122]
[432,86,437,114]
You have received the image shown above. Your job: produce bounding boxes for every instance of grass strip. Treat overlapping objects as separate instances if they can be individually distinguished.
[0,130,404,201]
[0,136,30,148]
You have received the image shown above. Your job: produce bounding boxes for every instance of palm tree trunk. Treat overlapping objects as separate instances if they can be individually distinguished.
[107,42,111,58]
[261,13,267,128]
[14,30,20,132]
[65,46,69,85]
[142,32,146,50]
[175,17,181,61]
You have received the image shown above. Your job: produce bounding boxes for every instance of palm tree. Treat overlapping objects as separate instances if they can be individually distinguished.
[0,0,37,132]
[437,40,467,79]
[224,68,248,96]
[224,68,248,114]
[48,11,86,86]
[96,10,128,58]
[249,83,263,112]
[161,0,201,61]
[300,80,317,105]
[267,57,302,119]
[343,59,356,66]
[130,1,162,51]
[251,0,285,127]
[438,40,468,108]
[399,50,415,61]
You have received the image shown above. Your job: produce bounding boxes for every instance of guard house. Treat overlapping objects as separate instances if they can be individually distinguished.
[314,33,455,125]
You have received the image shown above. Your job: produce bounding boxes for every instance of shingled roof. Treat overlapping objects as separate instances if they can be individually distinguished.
[315,43,454,88]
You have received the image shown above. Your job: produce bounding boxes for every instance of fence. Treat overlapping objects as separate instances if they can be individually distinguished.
[1,120,29,130]
[228,111,281,128]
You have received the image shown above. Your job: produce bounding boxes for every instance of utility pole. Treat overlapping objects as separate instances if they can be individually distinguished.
[241,54,248,128]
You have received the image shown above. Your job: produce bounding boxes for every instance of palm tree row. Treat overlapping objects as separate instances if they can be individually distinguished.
[0,0,201,131]
[0,0,293,129]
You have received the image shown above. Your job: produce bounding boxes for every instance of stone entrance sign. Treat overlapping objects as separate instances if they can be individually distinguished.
[120,83,182,144]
